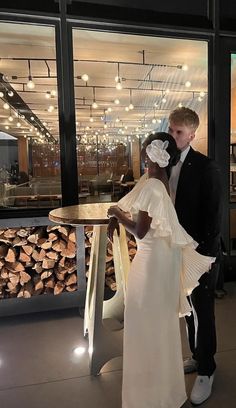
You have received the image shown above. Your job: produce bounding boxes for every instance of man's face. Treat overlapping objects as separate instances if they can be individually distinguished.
[168,121,195,151]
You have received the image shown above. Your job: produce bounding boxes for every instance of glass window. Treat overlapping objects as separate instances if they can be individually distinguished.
[72,29,208,203]
[0,22,60,209]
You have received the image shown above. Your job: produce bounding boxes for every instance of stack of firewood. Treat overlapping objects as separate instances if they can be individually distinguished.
[84,227,137,292]
[0,225,77,299]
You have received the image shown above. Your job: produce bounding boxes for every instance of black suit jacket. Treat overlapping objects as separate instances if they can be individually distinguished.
[175,147,222,257]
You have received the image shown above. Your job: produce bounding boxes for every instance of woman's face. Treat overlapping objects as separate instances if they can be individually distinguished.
[146,157,158,177]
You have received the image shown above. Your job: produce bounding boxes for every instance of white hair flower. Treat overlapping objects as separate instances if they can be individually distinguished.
[146,140,170,168]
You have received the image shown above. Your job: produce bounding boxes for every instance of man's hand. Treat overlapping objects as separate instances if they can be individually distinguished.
[107,216,120,243]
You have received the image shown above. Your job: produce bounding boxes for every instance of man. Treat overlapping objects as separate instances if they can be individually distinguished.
[168,107,222,405]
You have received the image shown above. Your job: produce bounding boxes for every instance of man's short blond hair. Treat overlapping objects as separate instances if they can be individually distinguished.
[169,107,200,131]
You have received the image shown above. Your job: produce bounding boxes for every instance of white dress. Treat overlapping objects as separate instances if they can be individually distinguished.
[118,177,215,408]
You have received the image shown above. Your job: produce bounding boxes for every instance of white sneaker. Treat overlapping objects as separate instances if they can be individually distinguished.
[190,374,214,405]
[184,357,198,374]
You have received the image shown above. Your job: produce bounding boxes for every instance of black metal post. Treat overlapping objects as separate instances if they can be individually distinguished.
[56,0,78,206]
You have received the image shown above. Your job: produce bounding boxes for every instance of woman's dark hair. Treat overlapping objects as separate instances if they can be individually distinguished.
[142,132,181,177]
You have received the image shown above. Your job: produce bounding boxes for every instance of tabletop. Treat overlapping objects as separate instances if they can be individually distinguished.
[49,202,113,225]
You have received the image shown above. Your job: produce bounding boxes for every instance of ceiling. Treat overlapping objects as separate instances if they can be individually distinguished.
[0,22,208,146]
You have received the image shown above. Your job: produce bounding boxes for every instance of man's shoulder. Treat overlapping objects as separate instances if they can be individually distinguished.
[188,148,218,168]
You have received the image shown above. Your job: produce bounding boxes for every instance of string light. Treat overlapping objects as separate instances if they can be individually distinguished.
[116,78,122,90]
[185,81,191,88]
[114,99,120,104]
[182,64,189,71]
[3,102,9,110]
[81,74,89,82]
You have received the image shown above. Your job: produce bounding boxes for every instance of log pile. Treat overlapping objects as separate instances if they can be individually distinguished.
[84,228,137,292]
[0,225,137,300]
[0,226,77,299]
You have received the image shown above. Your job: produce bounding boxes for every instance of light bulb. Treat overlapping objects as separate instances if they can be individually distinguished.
[92,102,98,109]
[43,122,47,126]
[125,106,129,111]
[152,118,157,124]
[107,107,112,112]
[178,102,183,108]
[3,102,9,110]
[81,74,89,82]
[8,91,14,97]
[182,64,189,71]
[116,79,122,90]
[45,92,51,99]
[17,122,21,127]
[5,125,9,130]
[200,91,205,97]
[89,117,94,122]
[185,81,191,88]
[198,96,203,102]
[114,99,120,104]
[27,77,35,89]
[162,98,167,103]
[129,103,134,110]
[30,128,33,132]
[158,119,162,124]
[0,91,4,98]
[31,116,34,121]
[116,118,120,123]
[8,115,13,122]
[50,90,57,97]
[48,105,54,112]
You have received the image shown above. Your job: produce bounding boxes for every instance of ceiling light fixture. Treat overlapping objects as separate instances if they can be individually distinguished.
[129,89,134,110]
[81,74,89,82]
[115,63,122,90]
[7,90,14,97]
[92,87,98,109]
[8,107,13,122]
[182,64,189,71]
[27,60,35,89]
[116,77,122,90]
[3,102,9,110]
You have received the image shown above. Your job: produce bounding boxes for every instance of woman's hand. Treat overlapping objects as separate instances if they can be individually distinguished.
[107,205,122,219]
[107,217,120,243]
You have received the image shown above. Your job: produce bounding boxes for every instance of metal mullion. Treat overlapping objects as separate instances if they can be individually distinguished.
[55,10,78,207]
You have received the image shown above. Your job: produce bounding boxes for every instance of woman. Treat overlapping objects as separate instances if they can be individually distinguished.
[107,132,215,408]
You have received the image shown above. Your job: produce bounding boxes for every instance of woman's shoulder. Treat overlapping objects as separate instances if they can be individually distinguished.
[144,177,166,191]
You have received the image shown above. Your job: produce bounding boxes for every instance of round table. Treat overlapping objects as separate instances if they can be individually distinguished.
[49,202,130,375]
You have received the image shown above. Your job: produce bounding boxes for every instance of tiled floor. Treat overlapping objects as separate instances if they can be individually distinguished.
[0,282,236,408]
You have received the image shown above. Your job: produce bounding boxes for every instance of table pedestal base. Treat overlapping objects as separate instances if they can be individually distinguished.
[84,224,130,375]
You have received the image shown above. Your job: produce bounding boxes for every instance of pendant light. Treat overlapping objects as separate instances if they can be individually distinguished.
[27,60,35,89]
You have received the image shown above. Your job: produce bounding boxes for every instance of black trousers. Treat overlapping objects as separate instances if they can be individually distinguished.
[185,263,218,376]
